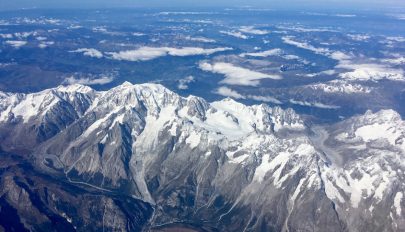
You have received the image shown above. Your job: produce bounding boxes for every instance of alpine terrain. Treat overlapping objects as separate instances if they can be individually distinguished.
[0,82,403,231]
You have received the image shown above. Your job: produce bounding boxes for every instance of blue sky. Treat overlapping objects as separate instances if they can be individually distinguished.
[1,0,405,10]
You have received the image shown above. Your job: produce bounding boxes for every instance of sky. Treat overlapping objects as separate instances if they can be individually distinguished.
[1,0,405,11]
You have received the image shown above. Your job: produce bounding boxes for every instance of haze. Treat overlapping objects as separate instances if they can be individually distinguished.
[1,0,405,11]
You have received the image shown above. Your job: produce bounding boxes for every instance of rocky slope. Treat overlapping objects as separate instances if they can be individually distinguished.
[0,82,403,231]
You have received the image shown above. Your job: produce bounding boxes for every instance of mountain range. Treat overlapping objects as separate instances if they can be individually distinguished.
[0,82,403,231]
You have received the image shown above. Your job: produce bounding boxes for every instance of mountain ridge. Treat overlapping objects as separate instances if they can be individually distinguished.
[0,82,403,231]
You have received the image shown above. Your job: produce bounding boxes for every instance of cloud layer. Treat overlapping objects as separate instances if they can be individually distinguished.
[71,48,103,58]
[5,40,27,48]
[282,36,330,54]
[220,31,248,39]
[240,49,282,57]
[177,76,195,90]
[215,86,245,99]
[107,46,232,61]
[64,76,114,85]
[200,62,281,86]
[185,36,216,43]
[215,86,282,104]
[289,99,340,109]
[239,26,270,35]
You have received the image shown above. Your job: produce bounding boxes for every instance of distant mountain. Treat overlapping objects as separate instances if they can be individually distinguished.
[0,82,403,231]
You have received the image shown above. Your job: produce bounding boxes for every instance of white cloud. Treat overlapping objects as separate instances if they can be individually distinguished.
[177,76,195,90]
[337,63,404,81]
[247,95,282,104]
[0,33,13,39]
[283,54,300,60]
[14,31,38,39]
[347,34,370,41]
[277,25,337,33]
[239,26,269,35]
[92,26,108,33]
[240,49,282,57]
[282,36,330,54]
[132,32,146,36]
[38,41,54,49]
[215,86,246,99]
[185,36,216,43]
[289,99,340,109]
[304,69,336,77]
[36,36,47,41]
[331,53,404,81]
[386,36,405,42]
[107,46,232,61]
[382,57,405,65]
[333,14,356,18]
[0,20,10,26]
[18,18,60,25]
[5,40,27,48]
[220,31,248,39]
[388,14,405,20]
[215,86,282,104]
[68,25,82,30]
[199,62,281,86]
[156,11,219,16]
[71,48,103,58]
[324,49,405,82]
[64,76,114,85]
[329,51,352,60]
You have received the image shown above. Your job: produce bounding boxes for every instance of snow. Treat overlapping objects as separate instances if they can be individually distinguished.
[322,154,399,209]
[394,192,403,216]
[322,171,345,203]
[347,171,377,208]
[295,144,316,156]
[10,91,56,122]
[0,84,95,123]
[110,113,125,129]
[81,109,120,138]
[291,178,305,202]
[226,151,249,164]
[355,122,403,146]
[199,108,252,140]
[309,80,372,94]
[2,81,404,228]
[56,84,94,93]
[186,131,201,149]
[253,154,272,182]
[254,151,292,185]
[135,105,178,150]
[253,142,313,185]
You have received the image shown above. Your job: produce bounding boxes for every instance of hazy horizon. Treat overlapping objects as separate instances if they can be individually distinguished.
[1,0,405,11]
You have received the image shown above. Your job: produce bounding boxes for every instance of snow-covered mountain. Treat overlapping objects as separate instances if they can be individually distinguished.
[0,82,403,231]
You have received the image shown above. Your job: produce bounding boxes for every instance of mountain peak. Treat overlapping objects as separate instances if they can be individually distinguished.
[120,81,133,87]
[56,84,94,93]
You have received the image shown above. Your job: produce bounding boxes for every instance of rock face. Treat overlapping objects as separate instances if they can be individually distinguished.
[0,82,403,231]
[0,153,153,232]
